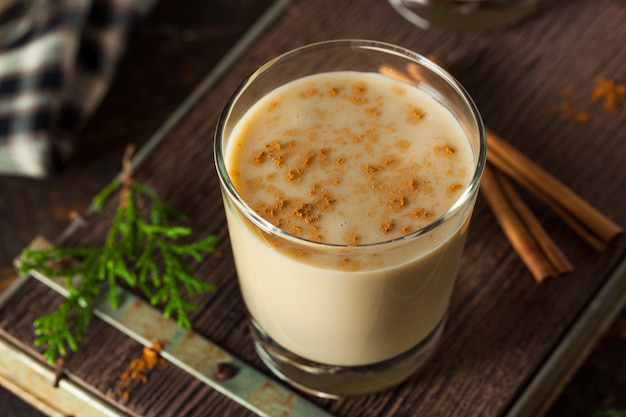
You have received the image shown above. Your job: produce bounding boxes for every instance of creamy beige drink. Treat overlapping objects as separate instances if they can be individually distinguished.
[223,71,474,366]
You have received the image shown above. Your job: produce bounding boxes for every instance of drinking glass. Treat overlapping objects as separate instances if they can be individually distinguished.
[214,39,486,398]
[388,0,539,31]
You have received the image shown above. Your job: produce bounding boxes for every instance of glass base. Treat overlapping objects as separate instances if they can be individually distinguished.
[250,316,446,398]
[388,0,538,31]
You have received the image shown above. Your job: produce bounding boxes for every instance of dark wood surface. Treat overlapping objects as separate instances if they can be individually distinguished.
[2,0,626,416]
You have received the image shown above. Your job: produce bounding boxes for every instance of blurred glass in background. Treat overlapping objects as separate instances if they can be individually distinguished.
[388,0,539,31]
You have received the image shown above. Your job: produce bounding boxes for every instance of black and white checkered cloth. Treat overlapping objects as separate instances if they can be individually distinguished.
[0,0,155,177]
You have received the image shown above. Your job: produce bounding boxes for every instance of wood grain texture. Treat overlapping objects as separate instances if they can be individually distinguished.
[1,0,625,416]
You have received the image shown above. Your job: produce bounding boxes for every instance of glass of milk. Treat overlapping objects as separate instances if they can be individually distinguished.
[214,39,486,398]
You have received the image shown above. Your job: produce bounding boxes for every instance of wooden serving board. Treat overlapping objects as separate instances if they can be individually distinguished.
[1,0,625,416]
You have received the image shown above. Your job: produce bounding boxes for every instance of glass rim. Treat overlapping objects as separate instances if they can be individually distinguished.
[214,39,486,249]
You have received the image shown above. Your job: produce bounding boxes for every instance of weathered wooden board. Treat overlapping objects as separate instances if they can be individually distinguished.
[1,0,625,416]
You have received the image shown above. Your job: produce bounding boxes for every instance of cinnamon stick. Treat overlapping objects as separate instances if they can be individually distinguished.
[495,168,574,276]
[486,129,623,251]
[480,164,569,282]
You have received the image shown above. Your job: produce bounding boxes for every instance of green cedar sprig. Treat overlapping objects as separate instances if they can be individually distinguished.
[19,149,218,363]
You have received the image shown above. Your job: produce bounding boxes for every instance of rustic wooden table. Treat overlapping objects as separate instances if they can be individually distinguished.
[1,0,625,416]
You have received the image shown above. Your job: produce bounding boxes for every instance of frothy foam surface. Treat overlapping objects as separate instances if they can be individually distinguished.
[227,71,473,245]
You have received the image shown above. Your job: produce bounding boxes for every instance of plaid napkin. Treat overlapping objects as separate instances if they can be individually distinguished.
[0,0,156,177]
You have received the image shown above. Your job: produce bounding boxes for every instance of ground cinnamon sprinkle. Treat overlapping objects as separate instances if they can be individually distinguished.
[302,151,315,167]
[388,196,407,212]
[380,219,394,234]
[557,102,593,124]
[435,144,456,154]
[252,151,265,165]
[407,106,425,124]
[298,88,321,98]
[293,203,313,221]
[350,95,368,105]
[353,83,367,94]
[275,197,286,210]
[365,107,382,117]
[543,75,625,123]
[411,207,433,219]
[287,168,302,182]
[349,234,361,245]
[592,76,626,113]
[365,164,382,174]
[447,183,463,193]
[114,341,166,401]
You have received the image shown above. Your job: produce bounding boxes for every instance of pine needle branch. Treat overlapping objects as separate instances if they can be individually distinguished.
[18,145,218,363]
